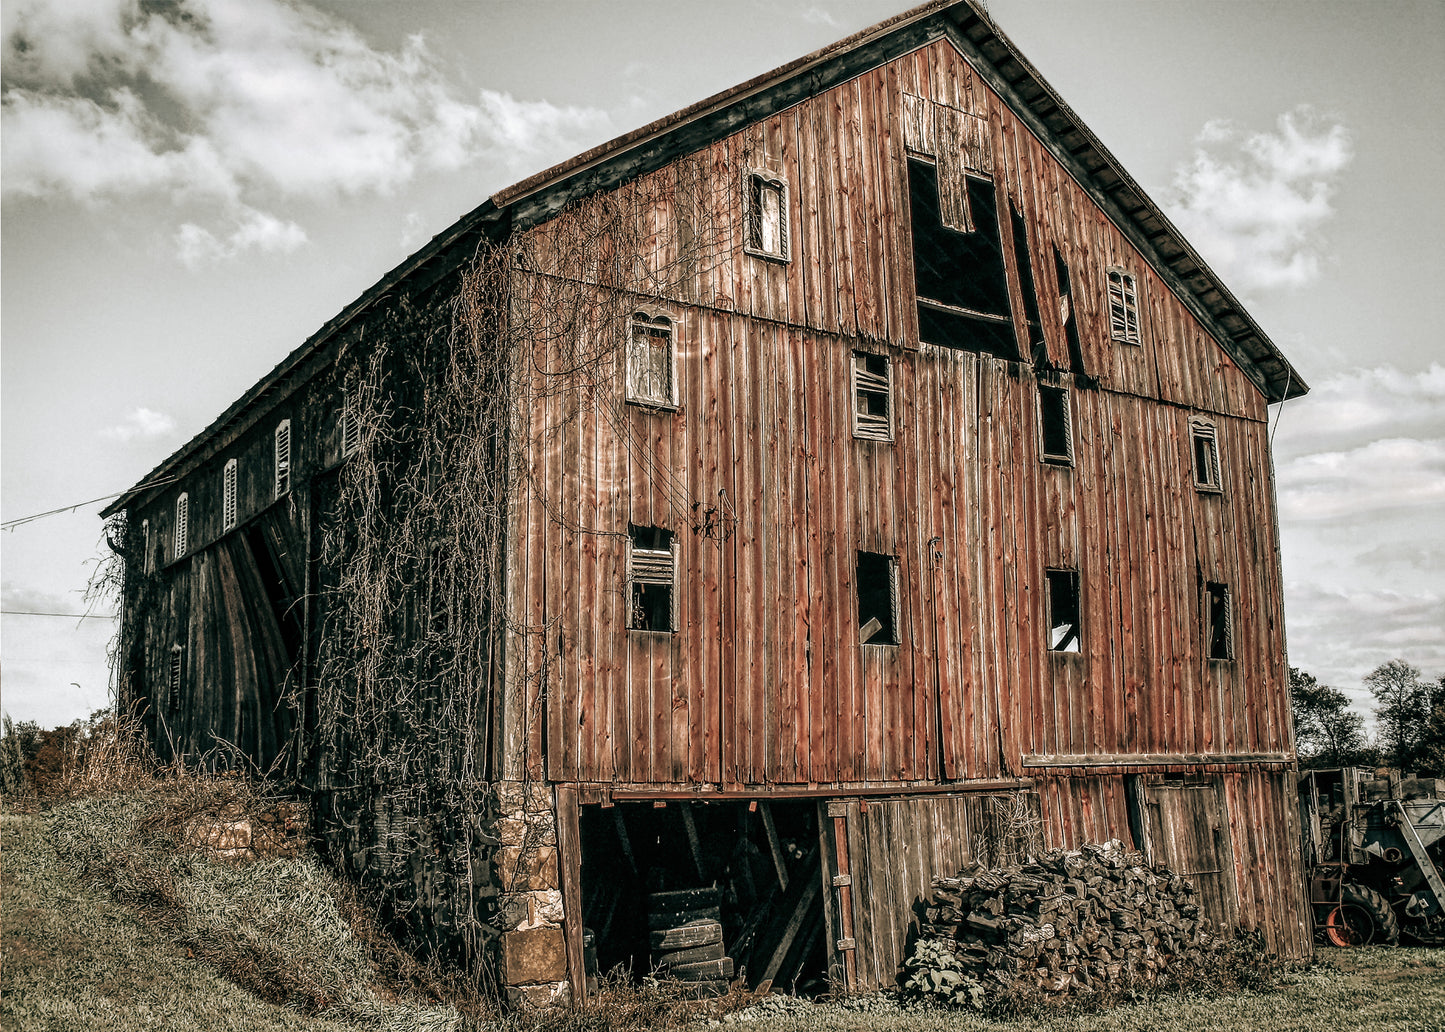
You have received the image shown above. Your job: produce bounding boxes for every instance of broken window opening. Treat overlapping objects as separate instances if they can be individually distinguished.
[222,459,238,532]
[1190,419,1222,492]
[1053,245,1088,374]
[745,172,790,261]
[1046,568,1081,653]
[1010,200,1046,365]
[626,312,676,407]
[141,519,152,575]
[908,158,1019,359]
[1205,582,1233,660]
[168,644,184,712]
[174,493,189,560]
[852,351,892,442]
[1107,268,1141,345]
[629,524,675,632]
[857,551,900,645]
[274,419,292,499]
[1039,384,1073,465]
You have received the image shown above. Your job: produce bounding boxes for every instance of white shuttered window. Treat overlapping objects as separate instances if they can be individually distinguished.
[274,419,292,498]
[223,459,238,531]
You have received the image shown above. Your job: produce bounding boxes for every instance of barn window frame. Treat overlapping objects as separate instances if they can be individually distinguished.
[852,351,893,442]
[174,493,189,560]
[1106,267,1141,345]
[628,524,677,633]
[625,310,678,408]
[1190,418,1223,493]
[743,169,790,262]
[168,644,184,712]
[1046,567,1081,653]
[1038,383,1073,465]
[1205,581,1234,661]
[274,419,292,499]
[141,518,152,574]
[856,550,900,646]
[340,395,362,459]
[222,458,238,532]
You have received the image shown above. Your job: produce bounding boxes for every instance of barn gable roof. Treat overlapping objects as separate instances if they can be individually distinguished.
[106,0,1305,517]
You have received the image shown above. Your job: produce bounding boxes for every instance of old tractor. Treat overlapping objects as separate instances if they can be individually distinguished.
[1299,768,1445,946]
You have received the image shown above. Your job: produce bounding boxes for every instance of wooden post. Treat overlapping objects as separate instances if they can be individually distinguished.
[555,785,586,1004]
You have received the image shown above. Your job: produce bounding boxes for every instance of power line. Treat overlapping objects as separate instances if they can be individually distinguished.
[1,474,179,532]
[2,609,116,620]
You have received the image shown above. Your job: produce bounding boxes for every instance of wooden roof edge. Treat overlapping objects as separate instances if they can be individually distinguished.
[939,8,1308,402]
[107,0,1310,516]
[102,204,509,517]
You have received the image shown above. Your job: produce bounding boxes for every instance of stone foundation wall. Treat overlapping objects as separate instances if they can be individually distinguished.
[494,780,569,1008]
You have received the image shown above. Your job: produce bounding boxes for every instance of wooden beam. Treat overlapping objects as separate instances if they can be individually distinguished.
[759,802,790,892]
[759,854,822,985]
[555,786,586,1005]
[679,804,707,881]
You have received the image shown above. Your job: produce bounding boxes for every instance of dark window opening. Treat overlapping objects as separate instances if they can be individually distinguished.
[908,158,1018,359]
[1011,201,1046,365]
[630,525,675,632]
[1053,245,1087,375]
[853,352,891,441]
[857,551,899,645]
[1039,385,1073,464]
[1206,582,1233,660]
[1046,569,1081,653]
[1191,421,1222,491]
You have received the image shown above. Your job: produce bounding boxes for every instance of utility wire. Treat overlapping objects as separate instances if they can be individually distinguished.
[1,474,179,531]
[1,610,116,620]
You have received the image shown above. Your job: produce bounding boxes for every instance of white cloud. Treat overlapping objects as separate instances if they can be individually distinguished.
[2,0,612,257]
[101,406,177,441]
[800,6,841,28]
[1278,437,1445,522]
[1273,363,1445,461]
[176,206,307,266]
[1166,106,1352,291]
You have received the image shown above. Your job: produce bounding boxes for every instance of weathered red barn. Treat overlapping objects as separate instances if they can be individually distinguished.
[105,0,1312,1002]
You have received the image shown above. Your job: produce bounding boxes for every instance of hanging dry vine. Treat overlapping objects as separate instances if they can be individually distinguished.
[311,157,726,971]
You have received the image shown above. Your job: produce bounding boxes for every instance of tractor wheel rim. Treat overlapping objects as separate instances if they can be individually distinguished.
[1323,904,1374,947]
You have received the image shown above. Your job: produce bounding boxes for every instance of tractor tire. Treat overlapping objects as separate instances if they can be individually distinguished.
[655,940,726,968]
[1322,883,1399,947]
[650,919,723,951]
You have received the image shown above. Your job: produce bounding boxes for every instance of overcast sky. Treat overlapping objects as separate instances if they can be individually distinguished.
[3,0,1442,729]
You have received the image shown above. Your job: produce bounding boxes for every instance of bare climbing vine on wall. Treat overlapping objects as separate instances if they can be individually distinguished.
[312,156,725,970]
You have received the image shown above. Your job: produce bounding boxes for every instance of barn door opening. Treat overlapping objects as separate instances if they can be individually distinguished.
[577,799,828,995]
[1132,776,1240,934]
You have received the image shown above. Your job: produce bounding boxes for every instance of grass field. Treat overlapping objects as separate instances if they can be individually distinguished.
[4,796,1444,1032]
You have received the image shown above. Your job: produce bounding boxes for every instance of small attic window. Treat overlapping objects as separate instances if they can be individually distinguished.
[340,396,361,459]
[629,525,676,632]
[141,519,152,574]
[626,312,676,407]
[274,419,292,499]
[174,493,189,559]
[1046,568,1081,653]
[857,551,899,646]
[853,352,892,442]
[222,459,238,532]
[1039,384,1072,465]
[1190,419,1222,492]
[1205,582,1233,660]
[1106,268,1141,345]
[744,171,790,261]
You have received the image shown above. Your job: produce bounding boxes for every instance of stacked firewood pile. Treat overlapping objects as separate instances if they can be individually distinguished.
[915,840,1209,995]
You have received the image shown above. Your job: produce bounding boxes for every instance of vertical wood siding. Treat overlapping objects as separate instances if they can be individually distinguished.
[510,36,1290,789]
